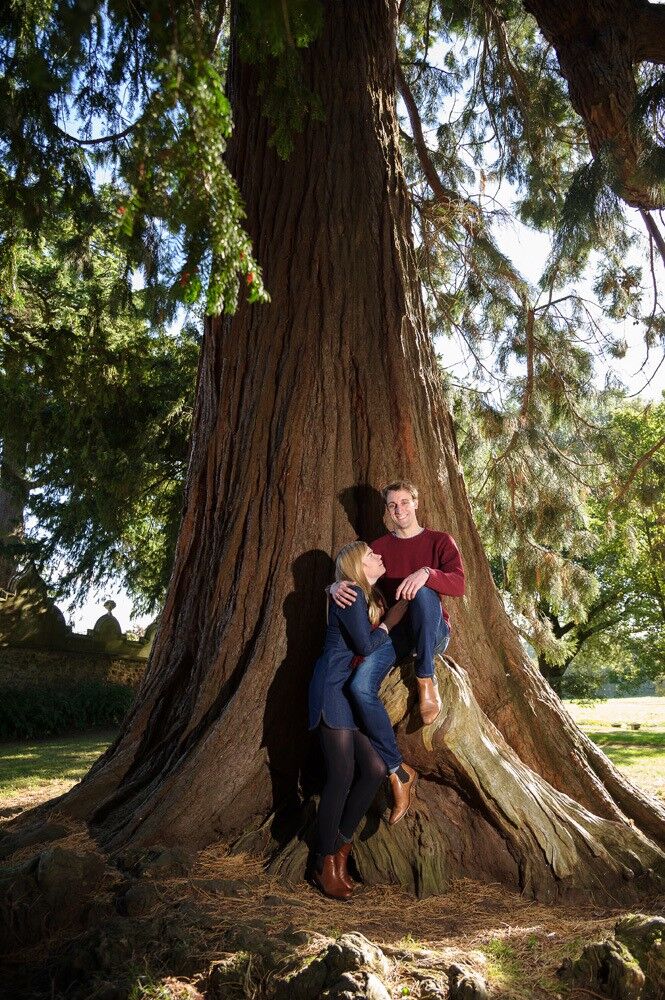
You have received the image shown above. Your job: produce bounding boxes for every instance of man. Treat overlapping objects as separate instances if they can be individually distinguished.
[331,481,465,822]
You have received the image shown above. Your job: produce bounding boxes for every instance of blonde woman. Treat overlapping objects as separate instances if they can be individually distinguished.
[308,541,409,900]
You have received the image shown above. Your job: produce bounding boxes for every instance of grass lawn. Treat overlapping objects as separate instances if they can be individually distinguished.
[1,697,664,818]
[0,730,114,818]
[564,696,665,729]
[564,696,665,800]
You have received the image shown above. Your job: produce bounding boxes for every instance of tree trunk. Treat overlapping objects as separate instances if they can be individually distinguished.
[538,658,565,696]
[0,389,28,592]
[59,0,665,902]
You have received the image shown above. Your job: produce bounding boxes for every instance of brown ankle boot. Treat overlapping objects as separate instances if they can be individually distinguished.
[333,841,354,890]
[313,855,352,900]
[417,675,442,725]
[389,764,418,824]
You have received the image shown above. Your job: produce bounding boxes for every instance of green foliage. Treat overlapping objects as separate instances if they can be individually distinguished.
[0,0,268,316]
[1,0,664,633]
[0,207,199,608]
[457,389,665,690]
[399,6,663,660]
[237,0,324,158]
[0,681,134,739]
[394,2,665,691]
[446,358,610,666]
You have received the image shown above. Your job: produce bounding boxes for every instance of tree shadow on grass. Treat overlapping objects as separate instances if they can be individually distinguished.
[586,729,665,750]
[0,734,113,793]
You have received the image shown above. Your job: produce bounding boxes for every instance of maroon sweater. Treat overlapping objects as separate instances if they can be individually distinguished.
[372,528,465,625]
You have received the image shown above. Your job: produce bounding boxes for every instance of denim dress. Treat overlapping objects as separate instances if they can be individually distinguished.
[308,585,391,730]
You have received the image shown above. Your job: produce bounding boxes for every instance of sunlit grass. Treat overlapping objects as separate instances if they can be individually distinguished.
[2,697,665,812]
[587,738,665,799]
[564,698,665,800]
[0,731,114,799]
[564,696,665,729]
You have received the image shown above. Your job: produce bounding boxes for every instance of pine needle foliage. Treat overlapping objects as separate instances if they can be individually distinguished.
[0,205,199,610]
[0,0,269,317]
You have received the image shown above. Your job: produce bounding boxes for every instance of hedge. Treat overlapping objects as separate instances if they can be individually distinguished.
[0,681,134,739]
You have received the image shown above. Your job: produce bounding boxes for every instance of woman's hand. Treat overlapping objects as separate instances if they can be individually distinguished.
[381,598,410,632]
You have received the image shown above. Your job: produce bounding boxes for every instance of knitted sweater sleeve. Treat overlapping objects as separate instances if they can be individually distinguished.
[426,533,465,597]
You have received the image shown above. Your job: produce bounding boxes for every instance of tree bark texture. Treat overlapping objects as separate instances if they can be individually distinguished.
[523,0,665,210]
[0,398,27,593]
[58,0,665,901]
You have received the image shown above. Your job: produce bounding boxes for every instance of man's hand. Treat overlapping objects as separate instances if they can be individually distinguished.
[331,580,358,608]
[396,567,430,600]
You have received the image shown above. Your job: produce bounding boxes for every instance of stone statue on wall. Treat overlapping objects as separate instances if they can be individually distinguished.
[91,600,123,645]
[0,563,70,647]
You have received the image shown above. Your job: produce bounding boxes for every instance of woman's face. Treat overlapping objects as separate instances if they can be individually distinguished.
[361,548,385,582]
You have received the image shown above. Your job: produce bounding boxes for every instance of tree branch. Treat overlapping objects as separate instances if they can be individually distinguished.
[612,430,665,504]
[396,58,482,227]
[520,307,535,418]
[635,2,665,64]
[639,209,665,270]
[55,123,137,146]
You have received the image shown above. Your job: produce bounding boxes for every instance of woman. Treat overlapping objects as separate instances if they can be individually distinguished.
[308,540,411,900]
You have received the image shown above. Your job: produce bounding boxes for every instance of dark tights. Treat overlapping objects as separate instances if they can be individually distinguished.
[315,723,387,858]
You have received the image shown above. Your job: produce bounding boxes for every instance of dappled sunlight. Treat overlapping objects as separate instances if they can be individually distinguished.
[0,733,114,798]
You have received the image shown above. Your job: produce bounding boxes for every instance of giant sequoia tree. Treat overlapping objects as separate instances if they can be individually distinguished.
[43,0,665,903]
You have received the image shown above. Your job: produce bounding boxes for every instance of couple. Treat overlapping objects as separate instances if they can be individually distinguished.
[308,480,465,899]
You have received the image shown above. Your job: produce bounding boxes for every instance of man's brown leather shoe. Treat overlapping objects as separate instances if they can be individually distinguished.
[388,764,418,824]
[333,841,354,890]
[313,854,352,900]
[417,675,442,725]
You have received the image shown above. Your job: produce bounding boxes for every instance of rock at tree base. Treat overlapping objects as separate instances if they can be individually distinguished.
[117,845,194,878]
[323,970,392,1000]
[121,880,160,918]
[0,844,106,951]
[272,932,392,1000]
[418,979,446,999]
[558,937,649,998]
[447,962,489,999]
[615,915,665,998]
[558,913,665,999]
[0,820,70,861]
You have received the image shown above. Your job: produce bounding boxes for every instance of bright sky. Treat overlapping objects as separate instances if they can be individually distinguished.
[434,197,665,402]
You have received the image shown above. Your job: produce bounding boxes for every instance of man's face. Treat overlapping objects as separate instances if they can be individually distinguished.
[385,489,419,533]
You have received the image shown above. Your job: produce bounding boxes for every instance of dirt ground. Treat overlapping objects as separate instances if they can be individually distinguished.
[1,784,664,1000]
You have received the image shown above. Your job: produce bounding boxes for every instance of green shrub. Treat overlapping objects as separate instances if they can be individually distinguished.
[0,681,135,739]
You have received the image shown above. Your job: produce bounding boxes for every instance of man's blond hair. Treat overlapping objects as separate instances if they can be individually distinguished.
[381,480,419,505]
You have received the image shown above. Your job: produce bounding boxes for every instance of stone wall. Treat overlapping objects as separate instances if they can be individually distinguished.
[0,647,145,690]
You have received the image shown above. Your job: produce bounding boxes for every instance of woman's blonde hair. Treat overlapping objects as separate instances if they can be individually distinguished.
[335,541,385,626]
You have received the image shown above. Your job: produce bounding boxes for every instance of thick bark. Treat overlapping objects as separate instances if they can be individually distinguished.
[55,0,665,901]
[262,654,663,901]
[0,405,28,593]
[523,0,665,210]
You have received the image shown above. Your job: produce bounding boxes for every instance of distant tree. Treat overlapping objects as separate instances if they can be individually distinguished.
[0,209,199,609]
[556,401,665,695]
[457,387,665,693]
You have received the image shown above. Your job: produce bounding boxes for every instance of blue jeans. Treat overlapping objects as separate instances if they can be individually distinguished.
[348,588,450,771]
